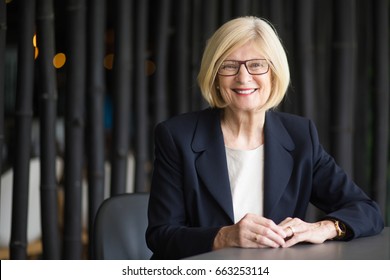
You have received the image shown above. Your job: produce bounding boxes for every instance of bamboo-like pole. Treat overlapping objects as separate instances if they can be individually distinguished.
[330,0,356,176]
[220,0,232,24]
[201,0,217,40]
[174,0,190,115]
[295,0,317,221]
[296,0,315,120]
[197,0,218,107]
[353,0,372,193]
[372,0,389,220]
[190,0,202,111]
[10,0,36,260]
[269,0,284,27]
[195,0,217,110]
[63,0,87,260]
[232,0,250,17]
[154,0,170,124]
[36,0,61,259]
[110,0,132,196]
[134,0,149,192]
[314,0,333,150]
[86,0,106,258]
[0,0,7,224]
[269,0,291,113]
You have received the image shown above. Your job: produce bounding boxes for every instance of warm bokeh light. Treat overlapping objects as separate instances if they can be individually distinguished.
[53,53,66,69]
[145,60,156,76]
[32,34,37,47]
[104,53,114,70]
[32,34,39,59]
[5,0,14,3]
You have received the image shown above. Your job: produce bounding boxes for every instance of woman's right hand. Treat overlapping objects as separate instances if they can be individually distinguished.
[212,213,287,250]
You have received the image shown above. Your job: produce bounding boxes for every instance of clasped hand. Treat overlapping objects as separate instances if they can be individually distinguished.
[213,214,337,250]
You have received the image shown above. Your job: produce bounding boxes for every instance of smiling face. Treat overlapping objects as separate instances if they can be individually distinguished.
[216,41,272,113]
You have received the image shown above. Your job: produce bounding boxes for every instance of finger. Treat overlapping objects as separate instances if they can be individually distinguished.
[277,218,294,237]
[242,215,287,246]
[278,217,293,227]
[270,223,288,239]
[283,229,307,247]
[279,218,304,238]
[284,221,306,235]
[262,219,288,239]
[247,215,287,240]
[283,236,299,247]
[285,226,295,238]
[253,233,283,248]
[256,226,286,247]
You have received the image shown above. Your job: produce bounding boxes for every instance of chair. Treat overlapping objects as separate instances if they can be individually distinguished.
[93,192,152,259]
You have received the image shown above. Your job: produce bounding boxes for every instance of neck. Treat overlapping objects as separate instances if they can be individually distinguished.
[221,108,266,150]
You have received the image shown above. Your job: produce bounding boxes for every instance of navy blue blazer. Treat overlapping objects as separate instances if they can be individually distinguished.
[146,108,383,259]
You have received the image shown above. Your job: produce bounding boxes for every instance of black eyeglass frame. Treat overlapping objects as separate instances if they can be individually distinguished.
[217,59,270,76]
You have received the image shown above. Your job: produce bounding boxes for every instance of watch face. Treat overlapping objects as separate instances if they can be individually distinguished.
[335,222,341,236]
[336,221,346,238]
[339,222,346,233]
[333,220,345,237]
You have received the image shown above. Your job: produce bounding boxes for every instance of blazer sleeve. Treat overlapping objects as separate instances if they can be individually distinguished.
[308,120,384,239]
[146,122,221,259]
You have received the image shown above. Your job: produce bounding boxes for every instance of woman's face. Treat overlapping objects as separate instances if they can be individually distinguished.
[217,41,272,113]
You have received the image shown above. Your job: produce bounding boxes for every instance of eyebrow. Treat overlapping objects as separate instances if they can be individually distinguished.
[223,58,266,61]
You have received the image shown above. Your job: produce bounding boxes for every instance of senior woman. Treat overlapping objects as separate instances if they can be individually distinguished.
[146,16,383,259]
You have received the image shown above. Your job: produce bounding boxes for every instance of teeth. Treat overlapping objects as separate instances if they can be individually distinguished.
[235,89,255,95]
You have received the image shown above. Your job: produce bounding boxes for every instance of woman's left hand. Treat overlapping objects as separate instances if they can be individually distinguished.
[278,217,338,247]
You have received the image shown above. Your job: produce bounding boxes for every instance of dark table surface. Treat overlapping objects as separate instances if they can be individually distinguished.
[187,227,390,260]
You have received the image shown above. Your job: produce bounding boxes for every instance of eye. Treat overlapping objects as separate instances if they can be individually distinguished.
[248,61,265,69]
[221,63,238,70]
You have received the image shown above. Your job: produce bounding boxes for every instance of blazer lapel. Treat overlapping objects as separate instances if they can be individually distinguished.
[263,111,295,219]
[192,109,235,223]
[190,109,295,223]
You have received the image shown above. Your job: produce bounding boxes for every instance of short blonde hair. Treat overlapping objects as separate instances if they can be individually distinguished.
[197,16,290,110]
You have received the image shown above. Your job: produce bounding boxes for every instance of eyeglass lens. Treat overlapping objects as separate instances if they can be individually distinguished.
[218,59,269,76]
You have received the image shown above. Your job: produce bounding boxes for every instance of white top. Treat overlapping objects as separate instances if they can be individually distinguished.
[226,145,264,223]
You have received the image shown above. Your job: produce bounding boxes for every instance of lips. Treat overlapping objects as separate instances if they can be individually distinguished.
[233,88,258,95]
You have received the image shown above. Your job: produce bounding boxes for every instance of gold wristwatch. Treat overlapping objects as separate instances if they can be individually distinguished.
[331,219,346,239]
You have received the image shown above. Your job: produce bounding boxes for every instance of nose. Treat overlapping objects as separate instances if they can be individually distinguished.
[235,64,252,83]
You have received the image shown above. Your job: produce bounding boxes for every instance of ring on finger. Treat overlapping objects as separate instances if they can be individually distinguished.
[288,226,295,235]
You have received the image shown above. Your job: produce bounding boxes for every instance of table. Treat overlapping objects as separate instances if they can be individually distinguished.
[187,227,390,260]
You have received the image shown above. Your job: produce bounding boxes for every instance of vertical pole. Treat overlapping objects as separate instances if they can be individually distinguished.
[154,0,170,124]
[86,0,106,258]
[353,0,372,193]
[0,0,7,207]
[10,0,36,260]
[372,0,389,221]
[36,0,61,259]
[331,0,356,176]
[134,0,149,192]
[110,0,132,196]
[296,0,315,120]
[173,0,190,114]
[63,0,87,259]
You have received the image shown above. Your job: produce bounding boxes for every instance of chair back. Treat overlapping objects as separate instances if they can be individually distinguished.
[93,192,152,259]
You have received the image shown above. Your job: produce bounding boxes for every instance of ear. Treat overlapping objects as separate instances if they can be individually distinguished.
[215,80,220,90]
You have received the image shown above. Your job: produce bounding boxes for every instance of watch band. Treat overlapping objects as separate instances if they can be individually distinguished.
[331,219,346,239]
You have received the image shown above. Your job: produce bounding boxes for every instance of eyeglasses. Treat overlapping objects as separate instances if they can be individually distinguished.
[217,59,270,76]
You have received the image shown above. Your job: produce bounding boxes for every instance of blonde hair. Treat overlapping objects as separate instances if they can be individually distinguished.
[197,16,290,110]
